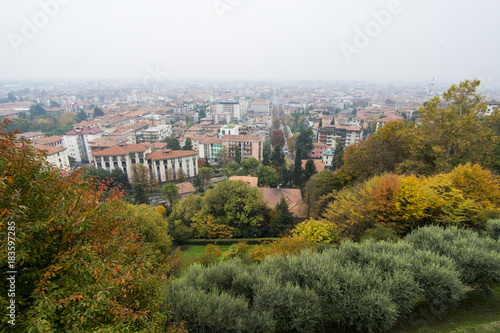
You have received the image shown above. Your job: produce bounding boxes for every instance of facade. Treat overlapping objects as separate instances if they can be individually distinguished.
[35,144,70,169]
[212,101,242,121]
[310,142,327,159]
[317,125,362,148]
[63,126,103,163]
[33,135,63,147]
[109,127,137,144]
[322,147,335,168]
[142,125,172,143]
[209,112,231,124]
[219,125,239,137]
[91,143,198,184]
[486,101,500,116]
[222,134,264,161]
[199,138,223,163]
[251,100,271,115]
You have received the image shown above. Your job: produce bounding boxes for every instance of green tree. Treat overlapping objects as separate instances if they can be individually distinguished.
[271,144,285,168]
[198,109,206,120]
[161,182,179,206]
[303,159,317,182]
[263,138,271,166]
[75,110,87,123]
[296,127,314,159]
[166,136,182,150]
[292,146,303,187]
[93,106,104,117]
[49,100,60,108]
[200,180,269,237]
[333,139,345,170]
[4,118,33,133]
[110,167,130,189]
[270,197,295,236]
[198,166,213,185]
[29,104,46,118]
[133,183,149,205]
[224,162,243,178]
[280,165,291,187]
[182,137,193,150]
[234,145,241,164]
[258,165,279,188]
[241,157,260,176]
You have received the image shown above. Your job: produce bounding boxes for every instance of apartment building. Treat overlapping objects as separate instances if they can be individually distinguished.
[142,125,172,143]
[63,126,103,163]
[222,134,264,161]
[35,144,70,169]
[251,100,271,115]
[309,142,327,159]
[317,125,362,148]
[211,101,242,121]
[199,138,224,163]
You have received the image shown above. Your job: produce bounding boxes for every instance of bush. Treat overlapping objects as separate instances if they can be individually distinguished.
[221,242,250,260]
[406,225,500,289]
[360,224,400,242]
[184,238,277,246]
[292,218,340,244]
[485,219,500,240]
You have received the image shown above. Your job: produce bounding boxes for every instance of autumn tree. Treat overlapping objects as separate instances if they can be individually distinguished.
[0,121,174,331]
[271,129,285,147]
[287,135,297,159]
[198,167,213,185]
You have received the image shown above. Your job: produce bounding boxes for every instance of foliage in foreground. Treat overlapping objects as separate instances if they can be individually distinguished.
[166,225,500,333]
[0,121,176,332]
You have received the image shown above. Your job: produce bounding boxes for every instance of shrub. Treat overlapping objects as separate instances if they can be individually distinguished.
[406,225,500,289]
[485,219,500,240]
[360,224,400,242]
[221,242,250,260]
[292,219,340,244]
[194,244,222,266]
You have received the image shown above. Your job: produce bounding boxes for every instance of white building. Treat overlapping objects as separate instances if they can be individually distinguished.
[212,101,242,122]
[36,144,70,169]
[219,125,239,137]
[199,138,224,163]
[251,100,271,115]
[62,126,103,163]
[142,125,172,143]
[485,101,500,116]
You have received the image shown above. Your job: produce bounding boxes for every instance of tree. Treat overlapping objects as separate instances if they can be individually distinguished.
[198,109,206,120]
[224,162,242,178]
[292,146,303,187]
[271,129,285,147]
[75,110,87,123]
[29,104,46,118]
[234,145,241,164]
[4,118,33,133]
[194,174,202,188]
[241,157,260,175]
[161,183,179,206]
[93,106,104,117]
[198,167,213,185]
[296,127,314,159]
[262,139,271,166]
[0,122,172,331]
[133,182,149,205]
[270,197,295,236]
[287,135,297,159]
[59,113,76,127]
[131,163,149,186]
[333,139,345,170]
[49,100,60,108]
[258,165,279,188]
[166,136,182,150]
[199,180,269,237]
[303,159,317,182]
[176,169,186,183]
[279,165,291,187]
[271,144,285,168]
[182,137,193,150]
[110,168,130,189]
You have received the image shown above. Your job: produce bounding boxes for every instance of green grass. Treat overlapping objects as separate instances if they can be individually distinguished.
[180,244,232,261]
[390,285,500,333]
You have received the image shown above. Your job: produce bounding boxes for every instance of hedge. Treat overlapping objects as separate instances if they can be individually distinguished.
[182,238,278,246]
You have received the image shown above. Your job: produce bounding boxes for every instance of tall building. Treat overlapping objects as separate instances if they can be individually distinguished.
[62,126,103,163]
[222,134,264,161]
[211,101,242,122]
[317,125,362,148]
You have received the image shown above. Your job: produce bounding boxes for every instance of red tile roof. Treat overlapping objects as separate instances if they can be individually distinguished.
[146,149,197,160]
[65,127,103,135]
[259,188,302,209]
[177,182,196,195]
[229,176,258,187]
[223,134,263,141]
[35,143,67,155]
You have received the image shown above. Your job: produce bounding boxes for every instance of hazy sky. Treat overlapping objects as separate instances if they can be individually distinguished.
[1,0,499,86]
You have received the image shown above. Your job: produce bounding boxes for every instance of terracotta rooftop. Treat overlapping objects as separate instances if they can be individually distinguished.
[229,176,258,188]
[177,182,196,195]
[65,127,103,135]
[35,143,67,156]
[146,149,197,161]
[301,160,325,172]
[201,138,223,144]
[34,135,62,145]
[92,143,151,156]
[259,188,303,209]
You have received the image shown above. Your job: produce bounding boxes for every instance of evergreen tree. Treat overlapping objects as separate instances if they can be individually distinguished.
[166,136,181,150]
[194,174,202,188]
[292,146,303,187]
[133,183,149,205]
[234,145,241,164]
[303,159,317,182]
[75,110,87,123]
[279,165,291,187]
[333,139,344,170]
[93,106,104,117]
[270,197,295,236]
[271,144,284,168]
[263,139,271,166]
[182,137,193,150]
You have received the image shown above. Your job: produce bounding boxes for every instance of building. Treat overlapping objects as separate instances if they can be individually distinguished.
[222,134,264,161]
[209,112,231,124]
[212,101,242,121]
[176,182,196,201]
[33,135,63,147]
[322,147,335,168]
[199,138,224,163]
[228,176,258,188]
[318,125,363,148]
[142,125,172,143]
[258,188,305,217]
[35,144,70,169]
[486,101,500,116]
[146,149,199,182]
[309,142,327,159]
[92,143,154,178]
[62,126,103,163]
[301,159,325,172]
[251,100,271,115]
[219,125,239,137]
[16,132,44,140]
[109,127,137,144]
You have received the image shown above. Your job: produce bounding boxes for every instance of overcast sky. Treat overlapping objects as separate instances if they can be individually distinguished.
[1,0,498,86]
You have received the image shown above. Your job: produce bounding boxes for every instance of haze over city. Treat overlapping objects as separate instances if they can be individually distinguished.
[1,0,499,86]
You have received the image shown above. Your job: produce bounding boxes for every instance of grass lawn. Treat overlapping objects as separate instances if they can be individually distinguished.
[180,244,232,261]
[390,285,500,333]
